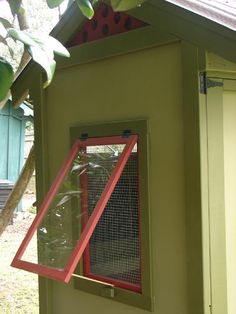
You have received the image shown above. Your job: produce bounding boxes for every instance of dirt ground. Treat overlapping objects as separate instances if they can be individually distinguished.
[0,198,39,314]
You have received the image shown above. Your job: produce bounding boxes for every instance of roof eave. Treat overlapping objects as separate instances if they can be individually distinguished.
[130,0,236,63]
[165,0,236,31]
[11,0,236,107]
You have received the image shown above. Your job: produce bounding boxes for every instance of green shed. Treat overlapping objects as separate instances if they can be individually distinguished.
[0,100,33,211]
[0,100,25,183]
[11,1,236,314]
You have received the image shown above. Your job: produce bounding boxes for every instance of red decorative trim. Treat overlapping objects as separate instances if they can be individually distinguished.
[11,135,137,284]
[68,3,147,47]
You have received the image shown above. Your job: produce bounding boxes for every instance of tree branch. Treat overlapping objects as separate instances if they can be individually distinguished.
[17,7,29,30]
[0,145,35,237]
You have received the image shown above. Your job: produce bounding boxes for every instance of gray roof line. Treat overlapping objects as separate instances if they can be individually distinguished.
[165,0,236,30]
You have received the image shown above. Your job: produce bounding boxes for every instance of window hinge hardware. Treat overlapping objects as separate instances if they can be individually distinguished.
[199,72,223,94]
[100,286,115,298]
[80,133,88,141]
[122,129,132,138]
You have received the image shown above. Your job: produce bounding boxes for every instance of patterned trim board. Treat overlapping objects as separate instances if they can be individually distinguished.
[68,3,147,47]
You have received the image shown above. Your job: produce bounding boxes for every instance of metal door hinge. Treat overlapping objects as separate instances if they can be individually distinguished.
[199,72,223,94]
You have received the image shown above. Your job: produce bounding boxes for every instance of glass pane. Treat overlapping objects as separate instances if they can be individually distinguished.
[21,143,126,270]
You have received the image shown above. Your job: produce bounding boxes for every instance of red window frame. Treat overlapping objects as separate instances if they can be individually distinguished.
[11,135,138,283]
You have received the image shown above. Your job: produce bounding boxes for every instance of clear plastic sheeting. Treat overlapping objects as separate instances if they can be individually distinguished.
[22,144,126,270]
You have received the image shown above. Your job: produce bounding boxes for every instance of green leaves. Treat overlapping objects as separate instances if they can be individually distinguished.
[45,36,70,58]
[29,46,56,87]
[29,35,70,87]
[0,17,12,29]
[47,0,97,17]
[67,0,95,18]
[46,0,146,18]
[0,19,13,57]
[110,0,146,11]
[76,0,94,19]
[8,28,36,46]
[0,58,14,102]
[7,29,70,87]
[46,0,65,9]
[7,0,22,15]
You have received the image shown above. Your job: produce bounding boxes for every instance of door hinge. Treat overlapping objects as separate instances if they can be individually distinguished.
[199,72,223,94]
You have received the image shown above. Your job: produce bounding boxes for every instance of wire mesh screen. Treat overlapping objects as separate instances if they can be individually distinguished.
[85,148,141,289]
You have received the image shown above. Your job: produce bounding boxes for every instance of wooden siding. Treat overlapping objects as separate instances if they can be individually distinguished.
[0,102,25,183]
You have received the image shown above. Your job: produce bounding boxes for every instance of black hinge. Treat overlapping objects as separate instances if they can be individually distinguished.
[122,129,132,138]
[199,72,223,94]
[80,133,88,141]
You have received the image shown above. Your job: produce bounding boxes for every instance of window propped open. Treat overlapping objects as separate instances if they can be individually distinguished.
[11,135,138,283]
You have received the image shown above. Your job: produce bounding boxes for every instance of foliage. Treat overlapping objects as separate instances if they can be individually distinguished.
[110,0,146,11]
[76,0,94,19]
[27,206,37,214]
[0,0,146,103]
[0,57,13,101]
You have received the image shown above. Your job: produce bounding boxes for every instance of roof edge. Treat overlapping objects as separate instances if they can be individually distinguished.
[165,0,236,31]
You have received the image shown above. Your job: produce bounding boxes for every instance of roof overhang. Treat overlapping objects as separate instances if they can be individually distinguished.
[11,0,236,107]
[165,0,236,31]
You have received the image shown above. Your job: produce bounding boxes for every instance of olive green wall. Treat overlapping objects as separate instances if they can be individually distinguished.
[42,42,188,314]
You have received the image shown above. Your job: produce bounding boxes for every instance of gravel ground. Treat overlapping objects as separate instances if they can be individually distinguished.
[0,212,39,314]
